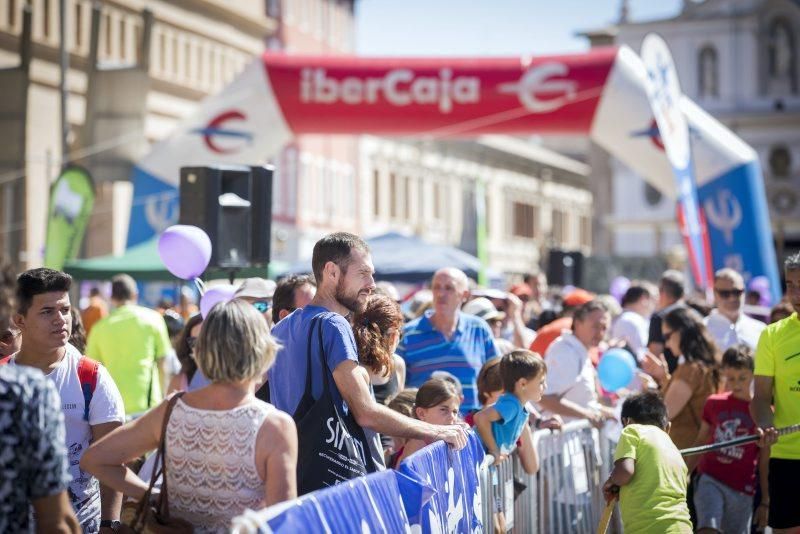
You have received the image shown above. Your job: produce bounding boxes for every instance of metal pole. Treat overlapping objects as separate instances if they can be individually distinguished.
[59,0,69,168]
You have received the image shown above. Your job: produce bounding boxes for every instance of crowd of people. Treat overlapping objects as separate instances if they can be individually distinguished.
[1,231,799,534]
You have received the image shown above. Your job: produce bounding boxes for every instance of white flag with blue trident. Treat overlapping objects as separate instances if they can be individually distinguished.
[641,34,713,292]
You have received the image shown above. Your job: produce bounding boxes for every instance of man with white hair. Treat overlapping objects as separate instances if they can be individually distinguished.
[397,267,498,412]
[704,268,766,351]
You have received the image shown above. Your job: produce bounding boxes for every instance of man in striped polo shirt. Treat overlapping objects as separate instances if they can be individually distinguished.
[397,267,499,412]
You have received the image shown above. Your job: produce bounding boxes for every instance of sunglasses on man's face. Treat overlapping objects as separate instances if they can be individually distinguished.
[715,288,744,299]
[252,301,272,314]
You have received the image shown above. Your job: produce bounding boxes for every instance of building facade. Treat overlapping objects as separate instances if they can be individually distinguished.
[587,0,800,262]
[2,0,594,278]
[266,0,360,264]
[359,135,593,275]
[0,0,275,267]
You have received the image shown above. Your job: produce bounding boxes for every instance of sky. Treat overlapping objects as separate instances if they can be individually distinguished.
[356,0,683,56]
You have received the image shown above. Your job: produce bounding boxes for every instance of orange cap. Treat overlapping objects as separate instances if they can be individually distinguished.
[563,289,595,308]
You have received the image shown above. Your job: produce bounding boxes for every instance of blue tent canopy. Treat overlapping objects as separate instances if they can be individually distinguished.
[284,232,502,285]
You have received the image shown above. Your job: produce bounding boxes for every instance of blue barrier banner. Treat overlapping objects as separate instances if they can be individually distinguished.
[398,432,486,533]
[265,469,423,533]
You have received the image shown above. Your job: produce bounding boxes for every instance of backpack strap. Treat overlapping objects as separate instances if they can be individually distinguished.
[77,356,100,422]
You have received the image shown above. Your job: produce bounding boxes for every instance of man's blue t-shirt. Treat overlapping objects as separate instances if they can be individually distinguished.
[397,310,498,412]
[491,392,529,454]
[268,305,358,417]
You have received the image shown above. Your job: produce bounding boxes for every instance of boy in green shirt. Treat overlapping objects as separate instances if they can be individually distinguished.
[603,392,692,534]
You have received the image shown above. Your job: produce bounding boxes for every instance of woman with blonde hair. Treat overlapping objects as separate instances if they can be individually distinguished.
[81,299,297,532]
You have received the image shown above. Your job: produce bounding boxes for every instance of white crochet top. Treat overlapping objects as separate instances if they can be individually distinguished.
[165,398,271,533]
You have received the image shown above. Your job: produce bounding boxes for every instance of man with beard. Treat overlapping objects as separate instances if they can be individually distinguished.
[268,233,467,487]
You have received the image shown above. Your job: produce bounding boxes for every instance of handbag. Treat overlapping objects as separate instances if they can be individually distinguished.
[120,392,193,533]
[293,314,378,495]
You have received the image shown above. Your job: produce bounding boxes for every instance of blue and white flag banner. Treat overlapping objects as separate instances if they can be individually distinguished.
[398,432,486,533]
[241,432,485,533]
[258,469,419,533]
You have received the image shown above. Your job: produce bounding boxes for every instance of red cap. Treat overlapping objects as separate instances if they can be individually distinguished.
[509,283,533,297]
[563,289,595,308]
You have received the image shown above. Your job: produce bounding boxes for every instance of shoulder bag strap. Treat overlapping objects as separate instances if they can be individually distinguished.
[314,314,331,396]
[303,316,321,397]
[155,391,184,518]
[133,392,184,525]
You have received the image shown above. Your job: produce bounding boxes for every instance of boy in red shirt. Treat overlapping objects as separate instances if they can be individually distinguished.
[686,344,770,533]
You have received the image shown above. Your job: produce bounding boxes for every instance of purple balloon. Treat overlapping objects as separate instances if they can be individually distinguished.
[200,284,238,318]
[748,276,771,307]
[158,225,212,280]
[609,276,631,303]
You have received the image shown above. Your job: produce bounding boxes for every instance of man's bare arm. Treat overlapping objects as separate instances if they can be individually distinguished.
[751,376,778,447]
[91,421,124,522]
[333,360,467,449]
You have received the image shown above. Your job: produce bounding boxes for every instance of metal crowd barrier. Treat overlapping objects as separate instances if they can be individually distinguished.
[232,421,619,533]
[480,420,620,534]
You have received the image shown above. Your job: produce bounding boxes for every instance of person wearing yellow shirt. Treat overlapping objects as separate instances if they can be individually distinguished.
[86,274,174,417]
[751,251,800,532]
[603,391,692,534]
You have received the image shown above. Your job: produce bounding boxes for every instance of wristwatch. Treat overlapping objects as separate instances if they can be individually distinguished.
[99,520,122,531]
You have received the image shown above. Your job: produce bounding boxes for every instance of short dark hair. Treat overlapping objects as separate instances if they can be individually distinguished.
[721,343,754,371]
[659,270,685,301]
[523,272,544,285]
[500,350,546,392]
[477,358,503,405]
[621,284,652,307]
[685,295,713,317]
[16,268,72,314]
[621,391,669,429]
[572,299,608,323]
[111,274,137,301]
[311,232,370,285]
[272,274,315,324]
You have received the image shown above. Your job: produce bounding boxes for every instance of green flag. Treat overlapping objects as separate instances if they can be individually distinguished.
[44,166,95,270]
[476,178,488,286]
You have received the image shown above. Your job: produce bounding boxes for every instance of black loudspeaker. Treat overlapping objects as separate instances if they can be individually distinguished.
[179,165,273,268]
[546,249,584,287]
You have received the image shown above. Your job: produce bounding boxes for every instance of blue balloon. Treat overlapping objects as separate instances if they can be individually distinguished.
[598,348,636,392]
